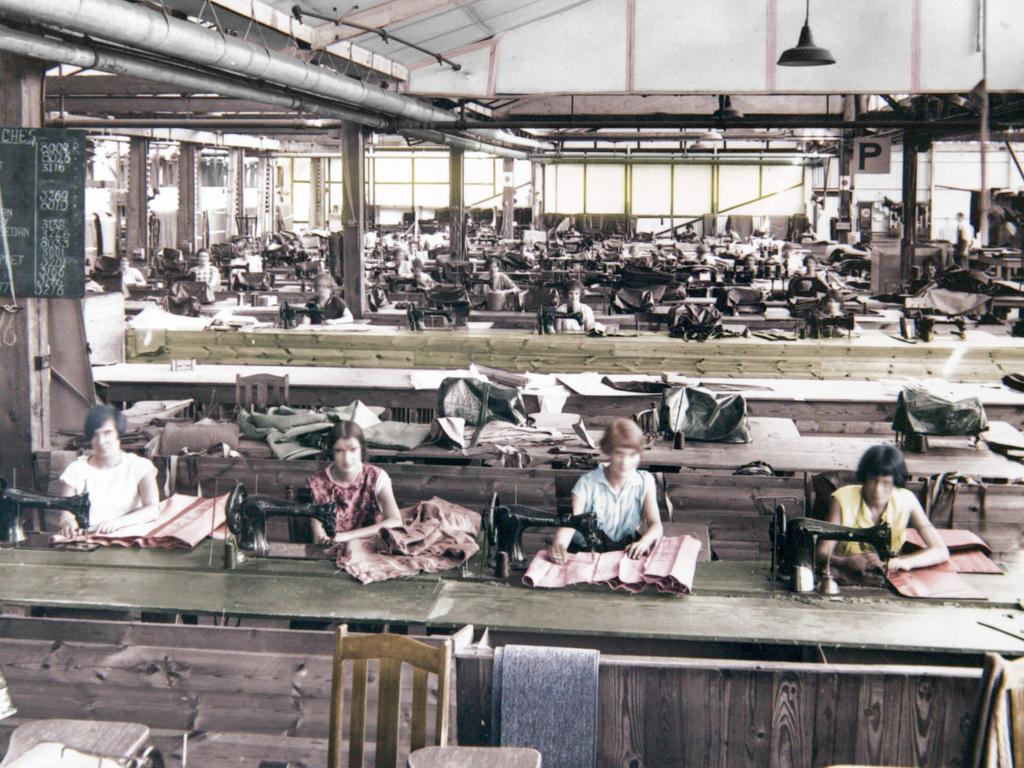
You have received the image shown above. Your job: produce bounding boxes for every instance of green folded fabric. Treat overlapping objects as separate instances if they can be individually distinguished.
[265,429,325,460]
[364,421,432,451]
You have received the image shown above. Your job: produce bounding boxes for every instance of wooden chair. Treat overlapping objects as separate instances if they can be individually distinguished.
[234,372,289,412]
[328,625,452,768]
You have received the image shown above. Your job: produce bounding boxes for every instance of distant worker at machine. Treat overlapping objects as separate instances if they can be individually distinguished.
[954,212,975,268]
[58,405,160,536]
[190,249,221,289]
[548,418,663,563]
[485,255,518,292]
[411,258,436,290]
[307,273,353,324]
[119,255,147,295]
[306,421,403,547]
[818,445,949,577]
[553,280,601,333]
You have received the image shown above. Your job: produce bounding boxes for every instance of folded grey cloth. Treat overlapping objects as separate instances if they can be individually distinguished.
[493,645,599,768]
[364,421,432,451]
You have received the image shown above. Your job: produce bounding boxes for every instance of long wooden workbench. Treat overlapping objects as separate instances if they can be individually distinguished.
[0,546,1021,664]
[93,363,1024,431]
[124,325,1024,381]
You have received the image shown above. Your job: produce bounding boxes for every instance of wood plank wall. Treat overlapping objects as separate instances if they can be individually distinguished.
[126,328,1024,381]
[456,649,982,768]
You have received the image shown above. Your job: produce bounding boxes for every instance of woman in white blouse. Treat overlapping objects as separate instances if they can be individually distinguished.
[58,405,160,535]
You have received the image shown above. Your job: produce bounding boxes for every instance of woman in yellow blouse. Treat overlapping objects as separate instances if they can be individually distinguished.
[819,445,949,573]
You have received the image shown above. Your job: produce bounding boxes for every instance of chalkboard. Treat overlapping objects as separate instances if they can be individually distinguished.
[0,128,85,300]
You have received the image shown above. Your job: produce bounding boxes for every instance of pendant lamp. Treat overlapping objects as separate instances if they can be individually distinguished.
[777,0,835,67]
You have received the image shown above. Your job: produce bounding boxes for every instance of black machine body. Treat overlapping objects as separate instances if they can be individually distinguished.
[226,482,336,556]
[0,478,90,544]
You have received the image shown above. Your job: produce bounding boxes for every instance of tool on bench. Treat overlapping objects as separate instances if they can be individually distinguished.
[770,504,892,595]
[0,479,90,544]
[226,482,335,557]
[406,302,470,330]
[536,307,585,335]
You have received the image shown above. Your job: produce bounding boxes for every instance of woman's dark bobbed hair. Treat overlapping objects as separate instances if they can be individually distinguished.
[328,420,367,460]
[84,405,127,441]
[855,444,908,487]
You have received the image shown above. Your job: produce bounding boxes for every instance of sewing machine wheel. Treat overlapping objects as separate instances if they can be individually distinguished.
[226,483,248,536]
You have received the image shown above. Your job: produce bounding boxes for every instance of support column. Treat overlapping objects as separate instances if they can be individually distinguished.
[900,134,920,284]
[530,162,542,229]
[449,147,466,260]
[226,148,244,238]
[501,158,515,239]
[312,157,326,229]
[0,53,48,483]
[257,154,274,236]
[125,136,149,257]
[340,122,367,318]
[176,142,198,256]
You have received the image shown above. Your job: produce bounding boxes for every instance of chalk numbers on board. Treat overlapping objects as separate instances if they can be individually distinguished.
[39,142,73,174]
[37,218,69,296]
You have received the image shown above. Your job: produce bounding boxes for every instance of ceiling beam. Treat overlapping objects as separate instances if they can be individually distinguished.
[309,0,456,48]
[45,95,290,114]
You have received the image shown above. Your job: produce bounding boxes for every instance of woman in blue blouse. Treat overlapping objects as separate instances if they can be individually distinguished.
[548,418,664,562]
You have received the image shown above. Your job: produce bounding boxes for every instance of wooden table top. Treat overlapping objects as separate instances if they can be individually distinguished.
[0,547,1019,657]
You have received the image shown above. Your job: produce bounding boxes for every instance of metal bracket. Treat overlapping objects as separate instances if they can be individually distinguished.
[33,354,50,372]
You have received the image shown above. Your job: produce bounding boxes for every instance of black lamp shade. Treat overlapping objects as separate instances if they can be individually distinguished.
[777,23,836,66]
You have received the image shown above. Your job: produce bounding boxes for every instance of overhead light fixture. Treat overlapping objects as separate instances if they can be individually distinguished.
[693,129,723,149]
[777,0,835,67]
[713,95,742,120]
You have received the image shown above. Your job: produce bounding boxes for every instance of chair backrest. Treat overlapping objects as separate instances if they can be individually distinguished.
[328,626,452,768]
[234,373,290,411]
[967,652,1024,768]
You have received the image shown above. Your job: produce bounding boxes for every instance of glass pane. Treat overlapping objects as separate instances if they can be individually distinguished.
[543,167,556,212]
[414,183,449,208]
[375,156,412,183]
[553,164,584,213]
[631,165,672,216]
[585,164,625,214]
[414,157,449,183]
[292,157,311,182]
[762,164,803,195]
[328,183,343,215]
[329,157,342,181]
[673,165,712,215]
[717,165,760,212]
[374,183,413,207]
[464,157,496,185]
[465,183,499,208]
[292,182,311,220]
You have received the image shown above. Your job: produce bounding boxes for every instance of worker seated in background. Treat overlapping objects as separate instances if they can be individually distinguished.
[58,405,160,536]
[677,223,697,242]
[307,273,353,324]
[411,258,436,290]
[733,253,759,284]
[554,279,601,333]
[119,256,147,296]
[485,256,518,292]
[911,256,944,294]
[393,247,414,279]
[190,249,221,290]
[306,421,403,547]
[548,418,663,563]
[818,445,949,582]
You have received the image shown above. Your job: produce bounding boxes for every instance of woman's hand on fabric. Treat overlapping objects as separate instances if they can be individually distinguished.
[547,541,567,564]
[313,529,333,546]
[95,519,122,535]
[624,539,651,560]
[58,512,80,538]
[886,556,912,573]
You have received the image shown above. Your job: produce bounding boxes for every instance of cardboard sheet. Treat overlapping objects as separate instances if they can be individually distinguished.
[903,528,1003,574]
[887,560,986,599]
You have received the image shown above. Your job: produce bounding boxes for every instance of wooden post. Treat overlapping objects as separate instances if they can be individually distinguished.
[530,161,542,229]
[125,136,149,258]
[0,53,49,484]
[312,157,325,229]
[176,142,198,256]
[257,153,274,236]
[501,157,514,239]
[449,148,465,260]
[900,134,919,285]
[226,148,244,238]
[340,122,366,318]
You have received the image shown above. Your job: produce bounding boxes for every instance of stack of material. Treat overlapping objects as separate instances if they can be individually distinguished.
[523,535,702,594]
[55,493,227,549]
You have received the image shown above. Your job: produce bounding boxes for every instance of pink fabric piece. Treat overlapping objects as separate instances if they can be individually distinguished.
[522,535,702,595]
[903,528,1002,574]
[336,497,481,584]
[54,493,228,549]
[887,560,985,599]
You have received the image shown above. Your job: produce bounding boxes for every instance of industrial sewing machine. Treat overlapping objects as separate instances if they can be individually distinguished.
[0,479,90,544]
[805,312,856,339]
[770,505,892,594]
[405,302,469,330]
[486,496,637,574]
[278,300,326,329]
[900,311,968,342]
[225,482,335,556]
[536,307,585,335]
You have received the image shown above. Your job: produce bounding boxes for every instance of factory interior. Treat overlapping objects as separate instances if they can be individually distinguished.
[0,0,1023,766]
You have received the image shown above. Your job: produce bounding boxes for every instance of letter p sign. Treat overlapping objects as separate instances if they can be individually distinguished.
[853,137,890,175]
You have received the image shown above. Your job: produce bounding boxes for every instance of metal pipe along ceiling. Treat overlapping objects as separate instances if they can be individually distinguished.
[401,130,529,160]
[0,0,459,125]
[0,26,532,159]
